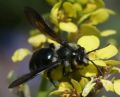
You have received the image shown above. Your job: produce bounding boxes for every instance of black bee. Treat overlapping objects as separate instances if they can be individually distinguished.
[8,7,101,88]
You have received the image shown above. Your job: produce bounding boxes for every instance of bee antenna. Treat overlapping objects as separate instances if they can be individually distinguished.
[86,58,103,76]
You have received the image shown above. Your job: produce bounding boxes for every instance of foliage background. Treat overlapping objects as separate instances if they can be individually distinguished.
[0,0,120,97]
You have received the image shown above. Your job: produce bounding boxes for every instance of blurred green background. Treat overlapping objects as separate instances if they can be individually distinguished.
[0,0,120,97]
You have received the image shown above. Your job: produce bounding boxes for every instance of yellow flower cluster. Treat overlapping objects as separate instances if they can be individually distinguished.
[9,0,120,97]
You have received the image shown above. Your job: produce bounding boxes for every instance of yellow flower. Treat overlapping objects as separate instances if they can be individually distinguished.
[77,35,119,77]
[50,79,82,97]
[28,34,47,47]
[12,48,31,62]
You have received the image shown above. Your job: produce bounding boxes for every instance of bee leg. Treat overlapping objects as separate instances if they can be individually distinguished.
[70,61,76,70]
[86,48,99,54]
[87,59,103,76]
[87,44,110,55]
[47,69,56,87]
[63,61,72,76]
[63,65,66,76]
[63,60,75,76]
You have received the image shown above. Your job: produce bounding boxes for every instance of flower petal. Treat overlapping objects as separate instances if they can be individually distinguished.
[79,64,98,77]
[80,24,100,37]
[101,30,117,37]
[114,79,120,95]
[90,8,110,25]
[49,90,63,96]
[28,34,46,47]
[78,0,88,5]
[94,0,105,8]
[82,79,96,97]
[50,82,73,96]
[79,77,89,90]
[96,44,118,59]
[7,70,15,81]
[77,35,100,52]
[63,2,77,18]
[92,60,106,67]
[111,67,120,73]
[71,79,82,93]
[105,60,120,66]
[78,13,91,24]
[101,79,114,92]
[48,38,60,46]
[83,3,97,13]
[58,82,73,91]
[59,22,78,33]
[50,2,61,25]
[12,48,31,62]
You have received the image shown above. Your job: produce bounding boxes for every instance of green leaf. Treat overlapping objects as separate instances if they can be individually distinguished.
[11,48,31,62]
[114,79,120,95]
[101,30,117,37]
[71,79,82,93]
[101,79,114,92]
[82,79,96,97]
[59,22,78,33]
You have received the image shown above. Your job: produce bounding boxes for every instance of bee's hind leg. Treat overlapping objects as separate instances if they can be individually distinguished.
[47,69,57,88]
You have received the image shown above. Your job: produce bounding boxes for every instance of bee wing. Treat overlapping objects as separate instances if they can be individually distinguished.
[8,61,59,88]
[8,71,37,88]
[24,7,63,44]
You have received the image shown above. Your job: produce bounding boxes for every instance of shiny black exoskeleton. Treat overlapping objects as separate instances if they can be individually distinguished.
[8,7,100,88]
[29,44,55,72]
